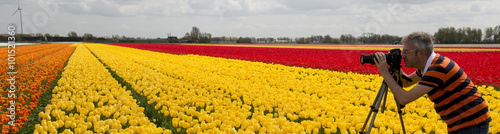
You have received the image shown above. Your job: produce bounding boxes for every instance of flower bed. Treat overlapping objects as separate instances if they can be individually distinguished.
[33,44,165,134]
[1,43,75,134]
[110,43,500,87]
[90,43,499,133]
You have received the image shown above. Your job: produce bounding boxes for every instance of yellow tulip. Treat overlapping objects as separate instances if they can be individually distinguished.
[340,129,348,134]
[49,126,57,134]
[62,129,74,134]
[65,120,71,128]
[163,129,172,134]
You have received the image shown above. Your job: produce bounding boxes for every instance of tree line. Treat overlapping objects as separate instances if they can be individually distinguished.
[228,25,500,44]
[434,25,500,44]
[2,25,500,44]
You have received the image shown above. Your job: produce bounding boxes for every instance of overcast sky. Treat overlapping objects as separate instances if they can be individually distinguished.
[1,0,499,38]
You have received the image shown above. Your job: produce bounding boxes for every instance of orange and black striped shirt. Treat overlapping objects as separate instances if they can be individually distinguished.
[416,54,491,132]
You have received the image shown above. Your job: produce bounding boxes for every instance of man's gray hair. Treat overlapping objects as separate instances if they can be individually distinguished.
[402,32,434,56]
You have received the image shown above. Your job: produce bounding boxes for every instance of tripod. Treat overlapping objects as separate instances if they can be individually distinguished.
[359,67,406,134]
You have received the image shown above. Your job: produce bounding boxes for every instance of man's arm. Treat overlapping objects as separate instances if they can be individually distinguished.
[399,69,421,87]
[374,53,433,105]
[380,73,433,105]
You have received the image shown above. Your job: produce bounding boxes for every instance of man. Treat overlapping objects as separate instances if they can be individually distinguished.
[373,31,491,134]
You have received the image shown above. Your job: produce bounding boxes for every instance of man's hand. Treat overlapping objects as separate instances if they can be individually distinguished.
[373,52,390,75]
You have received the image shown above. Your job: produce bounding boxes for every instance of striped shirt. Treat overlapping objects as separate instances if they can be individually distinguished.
[416,54,491,132]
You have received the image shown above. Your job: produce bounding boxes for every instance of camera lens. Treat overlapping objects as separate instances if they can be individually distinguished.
[360,54,375,65]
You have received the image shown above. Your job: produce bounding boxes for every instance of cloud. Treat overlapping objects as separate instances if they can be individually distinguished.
[2,0,499,38]
[57,0,288,18]
[3,0,21,6]
[397,0,435,4]
[120,24,130,30]
[60,0,121,16]
[280,0,346,11]
[106,0,143,5]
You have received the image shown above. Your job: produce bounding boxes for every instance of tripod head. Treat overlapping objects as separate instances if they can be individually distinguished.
[387,51,406,109]
[387,48,402,74]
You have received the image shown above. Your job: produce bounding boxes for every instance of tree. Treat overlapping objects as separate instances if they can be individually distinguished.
[182,32,190,41]
[35,33,43,37]
[340,34,356,44]
[469,28,482,43]
[83,33,95,40]
[236,37,252,43]
[295,37,310,44]
[267,37,275,43]
[199,32,212,43]
[332,38,341,43]
[358,33,378,43]
[494,25,500,43]
[310,35,324,43]
[44,33,51,38]
[484,27,494,43]
[67,31,78,37]
[324,35,333,43]
[43,33,52,42]
[434,27,458,44]
[190,26,200,43]
[380,34,400,44]
[220,36,227,42]
[183,26,212,43]
[456,27,467,43]
[112,35,120,39]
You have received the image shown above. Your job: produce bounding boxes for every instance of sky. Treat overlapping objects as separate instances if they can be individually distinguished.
[1,0,499,39]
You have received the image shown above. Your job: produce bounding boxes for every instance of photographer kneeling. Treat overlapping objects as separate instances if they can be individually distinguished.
[373,32,491,134]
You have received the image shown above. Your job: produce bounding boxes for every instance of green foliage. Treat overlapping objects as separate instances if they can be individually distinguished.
[237,37,253,43]
[434,25,500,44]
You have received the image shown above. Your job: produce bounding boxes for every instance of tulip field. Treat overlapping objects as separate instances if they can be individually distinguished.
[1,43,75,133]
[1,43,499,134]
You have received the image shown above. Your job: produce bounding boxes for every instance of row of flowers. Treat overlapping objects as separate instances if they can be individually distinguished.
[0,43,66,74]
[33,44,166,134]
[88,43,499,133]
[110,43,500,87]
[1,43,75,134]
[172,43,500,52]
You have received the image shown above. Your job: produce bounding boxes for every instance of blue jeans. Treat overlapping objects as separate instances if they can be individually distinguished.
[450,123,489,134]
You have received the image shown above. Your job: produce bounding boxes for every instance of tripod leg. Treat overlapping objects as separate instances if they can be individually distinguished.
[359,82,387,134]
[360,107,374,134]
[381,87,388,113]
[394,99,407,134]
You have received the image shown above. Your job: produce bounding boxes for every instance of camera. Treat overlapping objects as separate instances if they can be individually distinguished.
[360,48,401,66]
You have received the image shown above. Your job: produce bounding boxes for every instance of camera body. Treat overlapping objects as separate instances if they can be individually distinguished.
[360,48,401,66]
